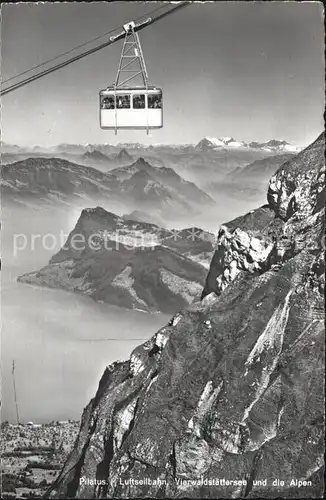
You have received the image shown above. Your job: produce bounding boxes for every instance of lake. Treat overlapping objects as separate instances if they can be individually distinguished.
[1,202,170,423]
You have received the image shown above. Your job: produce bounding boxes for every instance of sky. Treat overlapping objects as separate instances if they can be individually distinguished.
[1,1,324,147]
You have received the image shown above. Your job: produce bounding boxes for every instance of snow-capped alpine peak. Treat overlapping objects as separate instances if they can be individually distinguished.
[196,136,303,152]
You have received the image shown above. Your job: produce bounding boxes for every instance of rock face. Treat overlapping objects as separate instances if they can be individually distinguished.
[203,135,325,299]
[47,134,325,499]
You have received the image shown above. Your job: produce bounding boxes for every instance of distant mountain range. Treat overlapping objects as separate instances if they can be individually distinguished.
[0,137,304,156]
[18,207,215,313]
[195,136,303,153]
[82,148,112,163]
[82,147,134,168]
[123,210,167,228]
[1,156,215,221]
[204,153,296,205]
[1,156,115,201]
[227,153,295,182]
[0,137,303,190]
[1,139,304,226]
[110,157,214,206]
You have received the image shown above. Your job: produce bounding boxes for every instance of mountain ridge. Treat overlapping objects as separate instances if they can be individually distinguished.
[18,207,215,313]
[196,136,303,153]
[1,136,305,155]
[1,155,214,220]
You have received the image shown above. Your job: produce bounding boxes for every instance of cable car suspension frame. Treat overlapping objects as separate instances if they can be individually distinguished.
[111,20,150,88]
[111,21,151,134]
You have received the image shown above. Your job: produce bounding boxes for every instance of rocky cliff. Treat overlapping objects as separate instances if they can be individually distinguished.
[47,133,325,499]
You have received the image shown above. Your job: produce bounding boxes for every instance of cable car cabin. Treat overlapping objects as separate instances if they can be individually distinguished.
[100,87,163,130]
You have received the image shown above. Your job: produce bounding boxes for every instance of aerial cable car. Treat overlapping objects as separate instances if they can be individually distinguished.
[99,20,163,134]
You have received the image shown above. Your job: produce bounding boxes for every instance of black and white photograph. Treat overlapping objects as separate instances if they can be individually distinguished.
[0,1,325,498]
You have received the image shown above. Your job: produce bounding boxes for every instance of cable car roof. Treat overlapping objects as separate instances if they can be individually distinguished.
[101,86,161,91]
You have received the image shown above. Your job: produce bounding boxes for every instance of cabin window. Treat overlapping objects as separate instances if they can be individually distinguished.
[148,94,162,109]
[133,94,145,109]
[116,95,130,109]
[101,96,115,109]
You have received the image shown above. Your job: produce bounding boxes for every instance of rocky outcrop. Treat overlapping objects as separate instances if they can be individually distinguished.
[201,210,275,297]
[47,134,325,499]
[203,134,325,299]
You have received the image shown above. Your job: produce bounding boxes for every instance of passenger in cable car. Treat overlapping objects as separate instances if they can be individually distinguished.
[101,97,108,109]
[101,97,114,109]
[117,95,130,109]
[148,94,162,109]
[107,97,114,109]
[133,94,145,109]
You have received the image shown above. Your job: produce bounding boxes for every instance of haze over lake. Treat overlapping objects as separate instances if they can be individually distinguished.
[1,203,169,423]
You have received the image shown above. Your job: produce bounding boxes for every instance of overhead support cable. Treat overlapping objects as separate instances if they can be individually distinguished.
[2,4,170,85]
[0,2,190,97]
